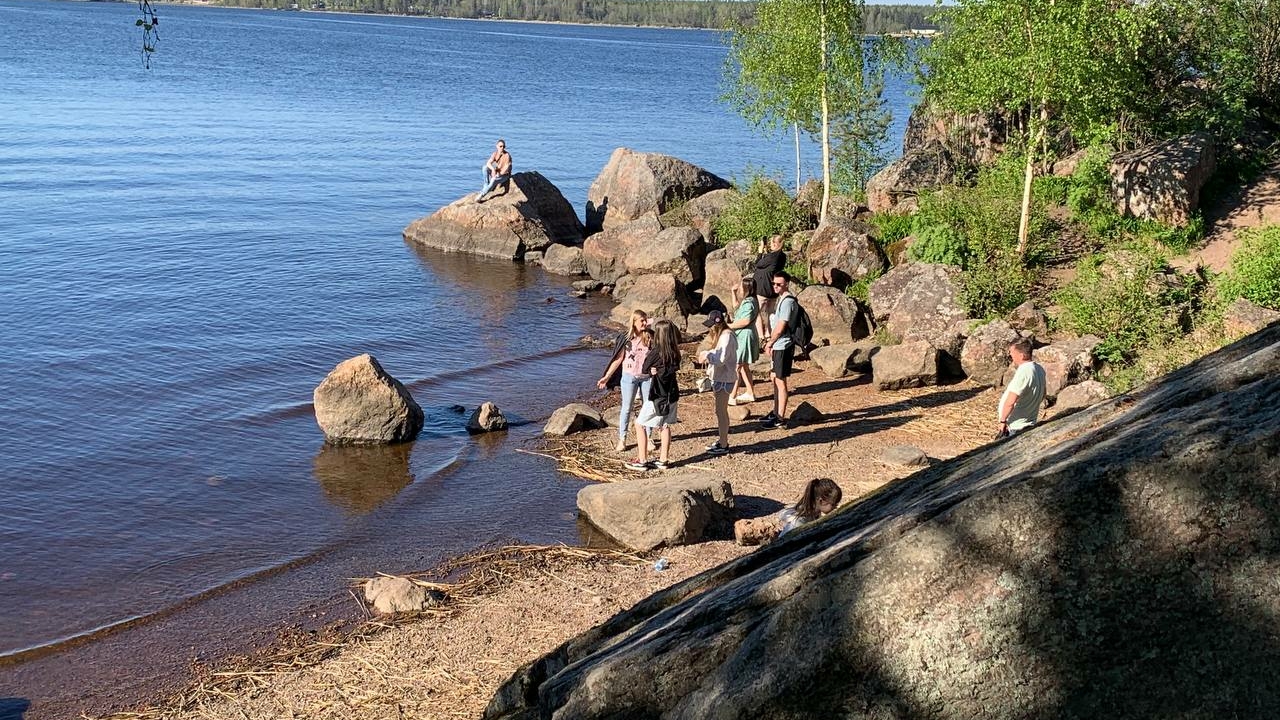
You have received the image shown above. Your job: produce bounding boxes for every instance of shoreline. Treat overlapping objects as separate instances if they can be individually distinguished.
[88,349,1000,720]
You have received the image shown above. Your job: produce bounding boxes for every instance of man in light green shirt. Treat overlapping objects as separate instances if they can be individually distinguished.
[997,338,1046,437]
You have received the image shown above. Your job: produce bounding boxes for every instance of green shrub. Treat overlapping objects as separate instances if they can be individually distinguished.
[783,257,812,285]
[1054,241,1203,364]
[713,175,803,246]
[869,211,913,247]
[1218,224,1280,310]
[844,267,883,303]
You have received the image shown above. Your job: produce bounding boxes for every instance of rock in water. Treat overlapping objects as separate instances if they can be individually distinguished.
[487,323,1280,720]
[466,402,508,434]
[313,354,423,444]
[543,403,606,436]
[402,172,583,261]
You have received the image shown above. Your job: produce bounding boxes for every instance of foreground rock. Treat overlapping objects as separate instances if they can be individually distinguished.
[402,172,583,260]
[576,473,735,551]
[809,343,875,378]
[363,576,444,614]
[1224,298,1280,337]
[543,403,606,436]
[488,323,1280,720]
[585,148,731,233]
[960,319,1019,387]
[313,354,424,444]
[796,285,868,347]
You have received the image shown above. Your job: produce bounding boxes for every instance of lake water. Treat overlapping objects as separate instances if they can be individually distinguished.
[0,1,917,714]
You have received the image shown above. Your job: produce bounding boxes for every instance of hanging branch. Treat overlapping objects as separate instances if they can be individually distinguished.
[136,0,159,69]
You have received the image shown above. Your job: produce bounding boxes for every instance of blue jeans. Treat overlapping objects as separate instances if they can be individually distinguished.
[480,172,510,198]
[618,372,651,439]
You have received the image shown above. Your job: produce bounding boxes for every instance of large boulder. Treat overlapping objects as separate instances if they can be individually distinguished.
[1051,379,1111,417]
[680,188,740,245]
[576,474,735,551]
[1033,335,1102,399]
[870,340,939,390]
[702,240,755,310]
[313,354,423,445]
[1110,132,1216,227]
[543,403,606,436]
[804,218,889,290]
[582,216,663,284]
[796,285,868,347]
[402,172,583,261]
[624,226,707,288]
[868,263,970,349]
[902,101,1016,167]
[607,273,696,326]
[487,324,1280,720]
[865,144,958,213]
[809,342,876,378]
[540,244,588,276]
[585,148,731,234]
[960,319,1020,387]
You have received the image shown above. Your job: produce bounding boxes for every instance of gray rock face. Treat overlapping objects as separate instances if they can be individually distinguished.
[582,216,663,284]
[607,274,696,326]
[540,244,588,276]
[1033,335,1102,399]
[313,354,424,445]
[624,226,707,288]
[960,320,1020,387]
[543,403,606,436]
[868,263,970,349]
[702,240,755,310]
[363,576,445,615]
[466,402,509,434]
[680,188,739,245]
[586,148,731,233]
[1110,132,1216,227]
[1224,297,1280,337]
[865,144,958,213]
[871,340,940,390]
[796,285,866,348]
[1051,379,1111,417]
[487,323,1280,720]
[576,474,735,551]
[903,102,1015,167]
[881,444,930,467]
[809,344,860,378]
[805,218,889,290]
[402,172,583,260]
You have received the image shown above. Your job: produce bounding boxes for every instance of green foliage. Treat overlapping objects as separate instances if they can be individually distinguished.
[869,211,913,247]
[714,175,803,246]
[1218,225,1280,310]
[783,257,813,284]
[1054,241,1207,364]
[844,267,882,302]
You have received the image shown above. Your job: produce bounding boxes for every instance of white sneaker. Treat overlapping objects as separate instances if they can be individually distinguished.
[614,439,627,453]
[734,393,755,404]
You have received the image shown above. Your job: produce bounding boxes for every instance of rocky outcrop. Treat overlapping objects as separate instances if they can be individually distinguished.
[865,144,957,213]
[1110,132,1216,227]
[702,240,755,310]
[607,273,697,326]
[582,216,663,284]
[466,402,508,434]
[870,340,939,390]
[902,102,1016,168]
[576,474,735,551]
[363,576,444,614]
[960,320,1020,387]
[585,149,731,233]
[1032,335,1102,399]
[1224,298,1280,337]
[403,172,583,261]
[809,341,876,378]
[487,324,1280,720]
[796,285,869,347]
[868,263,970,350]
[624,226,707,288]
[543,403,606,436]
[804,218,889,289]
[680,188,739,245]
[540,244,588,276]
[313,354,423,445]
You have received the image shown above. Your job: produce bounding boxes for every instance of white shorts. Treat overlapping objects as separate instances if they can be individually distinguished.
[637,399,680,428]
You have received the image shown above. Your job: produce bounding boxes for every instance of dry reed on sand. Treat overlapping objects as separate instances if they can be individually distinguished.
[90,544,647,720]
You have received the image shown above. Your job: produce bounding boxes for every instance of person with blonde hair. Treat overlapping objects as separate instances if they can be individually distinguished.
[626,319,681,472]
[725,274,760,405]
[696,310,738,455]
[597,309,651,452]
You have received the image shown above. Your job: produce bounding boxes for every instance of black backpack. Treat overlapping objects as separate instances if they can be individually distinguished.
[787,297,813,349]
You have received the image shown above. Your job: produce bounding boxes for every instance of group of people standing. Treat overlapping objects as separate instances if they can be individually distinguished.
[596,234,803,472]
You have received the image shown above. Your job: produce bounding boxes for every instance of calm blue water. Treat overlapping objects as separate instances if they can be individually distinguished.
[0,0,917,692]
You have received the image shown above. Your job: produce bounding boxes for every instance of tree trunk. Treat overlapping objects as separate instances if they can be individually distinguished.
[794,122,802,196]
[819,0,831,225]
[1016,102,1049,259]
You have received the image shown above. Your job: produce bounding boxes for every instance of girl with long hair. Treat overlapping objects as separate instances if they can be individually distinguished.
[725,274,760,405]
[626,318,681,471]
[597,309,652,452]
[696,310,738,455]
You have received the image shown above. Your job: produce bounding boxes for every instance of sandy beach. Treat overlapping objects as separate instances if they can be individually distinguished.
[95,349,999,720]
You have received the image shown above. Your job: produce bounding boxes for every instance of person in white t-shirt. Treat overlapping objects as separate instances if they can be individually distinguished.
[996,338,1046,438]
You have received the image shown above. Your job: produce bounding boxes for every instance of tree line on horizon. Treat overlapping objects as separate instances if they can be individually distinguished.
[201,0,939,33]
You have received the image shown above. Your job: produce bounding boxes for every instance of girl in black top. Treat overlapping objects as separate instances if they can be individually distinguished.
[753,234,786,338]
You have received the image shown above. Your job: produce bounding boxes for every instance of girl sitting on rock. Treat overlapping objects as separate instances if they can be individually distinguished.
[626,319,681,472]
[734,477,843,545]
[598,309,652,452]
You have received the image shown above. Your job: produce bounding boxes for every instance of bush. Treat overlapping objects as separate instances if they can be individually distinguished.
[1054,241,1205,364]
[844,267,883,302]
[1218,224,1280,310]
[713,175,803,246]
[869,211,913,247]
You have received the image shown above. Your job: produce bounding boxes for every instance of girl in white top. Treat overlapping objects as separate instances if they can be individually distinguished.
[696,310,738,456]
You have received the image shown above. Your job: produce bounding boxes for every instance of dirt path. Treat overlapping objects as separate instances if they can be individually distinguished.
[100,360,1000,720]
[1176,159,1280,272]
